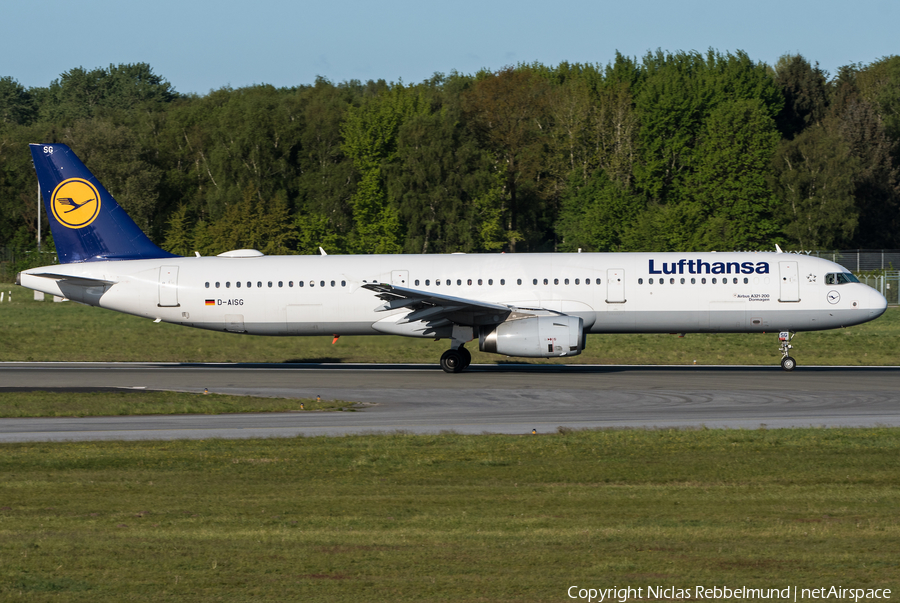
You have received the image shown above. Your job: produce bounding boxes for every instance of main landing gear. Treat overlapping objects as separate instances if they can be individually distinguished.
[778,331,797,371]
[440,346,472,373]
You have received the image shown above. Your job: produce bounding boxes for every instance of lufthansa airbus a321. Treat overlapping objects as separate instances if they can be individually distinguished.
[18,144,888,372]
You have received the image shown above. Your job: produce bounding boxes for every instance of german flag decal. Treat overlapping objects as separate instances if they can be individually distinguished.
[205,299,215,306]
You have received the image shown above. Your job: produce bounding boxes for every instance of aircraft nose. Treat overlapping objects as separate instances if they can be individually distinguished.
[868,286,888,318]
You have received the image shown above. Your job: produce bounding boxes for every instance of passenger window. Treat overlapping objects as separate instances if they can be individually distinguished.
[226,282,231,288]
[517,279,522,285]
[543,278,548,285]
[659,278,663,285]
[701,278,707,284]
[278,281,283,288]
[670,278,675,284]
[310,281,315,287]
[712,278,717,284]
[288,281,293,287]
[320,281,325,287]
[575,278,580,285]
[680,278,685,284]
[425,279,430,286]
[554,278,560,285]
[477,279,482,285]
[298,281,304,287]
[691,278,696,284]
[732,278,737,284]
[341,281,346,287]
[257,281,262,288]
[457,279,462,286]
[533,279,538,285]
[267,281,272,287]
[649,278,654,284]
[205,282,210,288]
[446,280,450,286]
[236,281,241,288]
[216,282,220,288]
[500,279,505,285]
[638,278,643,285]
[596,278,601,285]
[415,279,419,286]
[488,279,493,285]
[743,278,748,284]
[330,281,335,287]
[564,278,569,285]
[435,280,440,286]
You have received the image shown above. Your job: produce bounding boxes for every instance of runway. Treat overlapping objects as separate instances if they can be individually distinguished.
[1,362,899,442]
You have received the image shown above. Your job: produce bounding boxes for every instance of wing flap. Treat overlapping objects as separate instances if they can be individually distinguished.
[362,283,511,327]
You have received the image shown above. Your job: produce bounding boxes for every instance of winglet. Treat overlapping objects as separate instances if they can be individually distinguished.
[775,244,783,254]
[319,247,328,256]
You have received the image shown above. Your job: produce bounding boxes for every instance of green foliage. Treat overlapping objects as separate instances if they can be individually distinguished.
[771,54,829,139]
[0,76,36,127]
[1,52,900,256]
[342,84,428,253]
[39,63,177,124]
[194,189,298,255]
[684,98,782,250]
[557,170,644,251]
[770,126,860,249]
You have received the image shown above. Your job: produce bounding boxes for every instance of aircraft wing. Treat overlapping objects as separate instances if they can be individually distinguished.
[361,283,512,327]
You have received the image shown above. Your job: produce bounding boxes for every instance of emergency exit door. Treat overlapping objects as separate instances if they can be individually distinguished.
[392,270,409,287]
[606,269,626,303]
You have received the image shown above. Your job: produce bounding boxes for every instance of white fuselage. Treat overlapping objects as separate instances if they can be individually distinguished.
[20,252,887,339]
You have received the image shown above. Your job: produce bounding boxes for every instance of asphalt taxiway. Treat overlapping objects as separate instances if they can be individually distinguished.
[1,362,899,442]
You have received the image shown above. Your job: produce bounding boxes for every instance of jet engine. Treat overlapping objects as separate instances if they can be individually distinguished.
[479,315,585,358]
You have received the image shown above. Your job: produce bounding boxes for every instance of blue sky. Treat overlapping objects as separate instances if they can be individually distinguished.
[3,0,897,94]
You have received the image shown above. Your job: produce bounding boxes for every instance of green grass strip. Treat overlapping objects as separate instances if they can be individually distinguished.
[0,428,897,601]
[0,391,352,417]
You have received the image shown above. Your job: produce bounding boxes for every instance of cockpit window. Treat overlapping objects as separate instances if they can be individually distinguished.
[825,272,860,285]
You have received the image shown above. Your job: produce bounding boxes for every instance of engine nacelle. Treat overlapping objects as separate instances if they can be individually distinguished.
[479,315,585,358]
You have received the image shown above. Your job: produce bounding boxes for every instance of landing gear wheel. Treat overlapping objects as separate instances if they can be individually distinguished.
[440,349,464,373]
[781,356,797,371]
[459,347,471,369]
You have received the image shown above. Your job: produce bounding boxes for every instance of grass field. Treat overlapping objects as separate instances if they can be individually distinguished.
[1,284,897,365]
[0,429,897,601]
[0,391,353,418]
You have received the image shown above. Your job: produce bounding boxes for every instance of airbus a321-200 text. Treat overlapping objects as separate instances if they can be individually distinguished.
[18,144,888,372]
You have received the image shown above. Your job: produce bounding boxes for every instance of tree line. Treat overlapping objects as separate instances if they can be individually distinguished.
[1,52,899,269]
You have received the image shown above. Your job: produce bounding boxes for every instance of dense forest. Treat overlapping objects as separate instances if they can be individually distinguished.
[1,51,899,271]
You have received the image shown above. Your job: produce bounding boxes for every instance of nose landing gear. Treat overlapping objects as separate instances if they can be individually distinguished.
[778,331,797,371]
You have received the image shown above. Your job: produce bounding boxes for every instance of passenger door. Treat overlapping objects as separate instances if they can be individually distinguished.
[779,261,800,302]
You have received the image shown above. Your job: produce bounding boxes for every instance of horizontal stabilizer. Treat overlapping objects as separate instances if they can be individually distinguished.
[28,272,117,287]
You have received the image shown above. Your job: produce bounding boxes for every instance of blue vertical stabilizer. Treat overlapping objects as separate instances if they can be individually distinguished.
[29,143,178,263]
